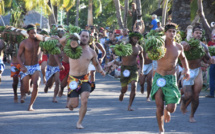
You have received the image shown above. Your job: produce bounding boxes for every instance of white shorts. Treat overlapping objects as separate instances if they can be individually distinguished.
[88,62,95,71]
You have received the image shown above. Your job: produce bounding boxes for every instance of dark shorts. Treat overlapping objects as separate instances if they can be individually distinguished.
[68,82,91,98]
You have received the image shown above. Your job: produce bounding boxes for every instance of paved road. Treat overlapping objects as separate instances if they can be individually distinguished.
[0,64,215,134]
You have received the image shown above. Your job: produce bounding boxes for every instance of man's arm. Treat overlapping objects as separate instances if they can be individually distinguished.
[17,42,27,72]
[178,44,190,80]
[96,42,106,64]
[91,50,105,76]
[138,46,144,75]
[202,43,215,64]
[54,54,64,70]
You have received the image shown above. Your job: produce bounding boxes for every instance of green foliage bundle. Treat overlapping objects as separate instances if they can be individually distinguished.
[64,40,82,59]
[39,39,61,55]
[113,42,133,57]
[209,46,215,56]
[184,38,206,60]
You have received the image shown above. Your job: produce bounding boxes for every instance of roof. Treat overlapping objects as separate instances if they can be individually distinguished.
[0,10,49,28]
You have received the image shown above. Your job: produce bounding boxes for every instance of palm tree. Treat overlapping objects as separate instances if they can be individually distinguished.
[114,0,124,29]
[161,0,168,26]
[87,0,102,26]
[75,0,80,26]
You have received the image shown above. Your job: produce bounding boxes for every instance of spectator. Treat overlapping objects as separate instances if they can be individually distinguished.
[133,15,145,34]
[129,3,140,30]
[150,14,159,30]
[155,22,164,32]
[205,33,215,98]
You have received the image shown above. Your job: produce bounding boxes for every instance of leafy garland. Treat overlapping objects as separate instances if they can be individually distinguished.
[184,38,206,60]
[63,40,82,59]
[112,42,133,57]
[208,46,215,56]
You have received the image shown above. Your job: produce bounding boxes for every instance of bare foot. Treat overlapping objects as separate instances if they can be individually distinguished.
[52,98,58,103]
[14,95,18,103]
[164,108,171,123]
[180,99,187,114]
[119,93,124,101]
[28,105,34,111]
[128,107,134,111]
[146,97,151,102]
[58,91,63,97]
[20,95,25,103]
[76,123,84,129]
[189,117,196,123]
[67,105,73,111]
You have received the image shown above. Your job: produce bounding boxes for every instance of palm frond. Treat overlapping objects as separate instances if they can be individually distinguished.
[63,0,75,12]
[93,0,102,17]
[4,0,12,8]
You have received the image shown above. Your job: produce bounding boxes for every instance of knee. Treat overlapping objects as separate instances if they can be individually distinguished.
[81,98,88,106]
[33,83,38,89]
[167,105,176,113]
[131,82,137,88]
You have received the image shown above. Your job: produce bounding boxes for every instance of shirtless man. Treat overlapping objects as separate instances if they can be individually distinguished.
[88,34,106,92]
[17,24,42,111]
[58,31,105,129]
[44,54,63,103]
[139,50,152,101]
[0,39,5,83]
[180,24,215,122]
[150,23,190,134]
[119,32,144,111]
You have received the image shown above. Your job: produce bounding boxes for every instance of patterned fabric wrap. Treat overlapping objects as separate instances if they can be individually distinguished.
[67,74,89,95]
[151,72,181,105]
[120,65,138,87]
[45,65,60,81]
[20,64,41,80]
[10,63,21,77]
[182,68,200,86]
[0,59,5,72]
[143,63,153,75]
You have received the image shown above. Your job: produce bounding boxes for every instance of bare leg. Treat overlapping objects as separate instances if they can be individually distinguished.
[146,70,153,101]
[77,92,90,129]
[139,75,146,94]
[190,70,203,123]
[53,72,60,103]
[128,81,137,111]
[41,61,47,84]
[28,71,40,111]
[12,75,19,103]
[119,85,128,101]
[180,85,192,114]
[44,75,54,93]
[20,75,30,103]
[155,88,165,133]
[67,97,79,110]
[165,103,177,123]
[58,74,68,97]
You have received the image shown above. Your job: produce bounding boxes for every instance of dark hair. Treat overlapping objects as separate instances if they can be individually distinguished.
[79,30,90,35]
[193,23,202,33]
[164,22,178,32]
[26,24,36,32]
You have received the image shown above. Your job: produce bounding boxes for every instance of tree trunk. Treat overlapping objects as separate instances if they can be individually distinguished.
[114,0,124,29]
[161,0,168,27]
[66,11,70,25]
[48,0,57,26]
[198,0,212,41]
[172,0,191,31]
[75,0,80,26]
[88,0,93,26]
[123,0,129,28]
[136,0,142,17]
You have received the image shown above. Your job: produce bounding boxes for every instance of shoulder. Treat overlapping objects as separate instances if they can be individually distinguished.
[176,42,183,50]
[19,39,28,47]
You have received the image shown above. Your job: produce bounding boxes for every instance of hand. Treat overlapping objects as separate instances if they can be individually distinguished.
[181,41,190,51]
[21,66,27,73]
[210,56,215,64]
[183,69,190,81]
[140,72,144,76]
[99,58,103,64]
[100,70,106,76]
[59,65,65,71]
